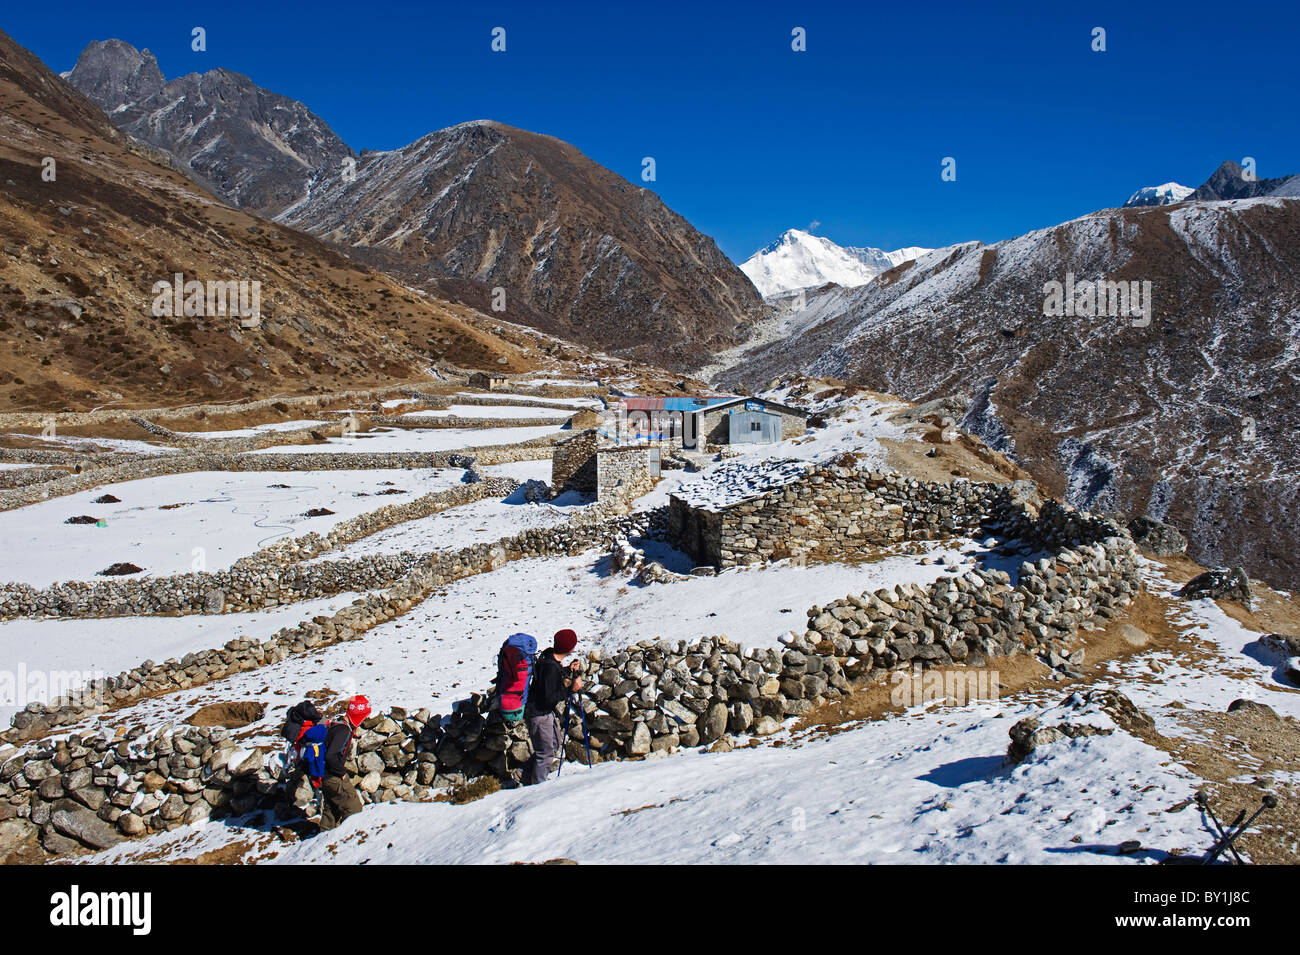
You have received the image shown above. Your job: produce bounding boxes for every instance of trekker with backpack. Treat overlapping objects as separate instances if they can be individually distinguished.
[279,695,372,831]
[522,629,584,785]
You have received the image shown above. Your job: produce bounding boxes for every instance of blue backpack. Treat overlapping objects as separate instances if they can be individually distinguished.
[297,722,331,782]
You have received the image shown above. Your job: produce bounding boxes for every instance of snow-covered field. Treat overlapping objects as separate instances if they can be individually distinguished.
[0,467,462,585]
[176,420,328,439]
[455,392,603,408]
[307,490,593,562]
[0,593,362,724]
[245,425,563,454]
[402,405,573,420]
[9,434,176,456]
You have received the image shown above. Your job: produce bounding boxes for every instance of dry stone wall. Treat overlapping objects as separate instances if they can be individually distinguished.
[552,430,598,494]
[597,446,657,501]
[668,466,1031,568]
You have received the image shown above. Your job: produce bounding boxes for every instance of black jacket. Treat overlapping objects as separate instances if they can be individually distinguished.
[526,649,570,716]
[323,723,355,778]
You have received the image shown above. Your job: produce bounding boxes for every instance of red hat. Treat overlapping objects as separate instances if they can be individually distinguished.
[346,694,372,726]
[554,629,578,653]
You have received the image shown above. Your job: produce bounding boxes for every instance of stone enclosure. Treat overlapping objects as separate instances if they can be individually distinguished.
[668,463,1038,569]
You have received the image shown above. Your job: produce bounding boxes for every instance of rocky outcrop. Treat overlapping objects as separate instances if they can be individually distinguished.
[1180,566,1253,610]
[1128,516,1188,557]
[65,39,356,218]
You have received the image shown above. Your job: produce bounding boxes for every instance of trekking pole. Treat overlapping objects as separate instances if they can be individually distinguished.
[578,696,593,768]
[557,698,573,778]
[1210,793,1279,865]
[1196,791,1246,864]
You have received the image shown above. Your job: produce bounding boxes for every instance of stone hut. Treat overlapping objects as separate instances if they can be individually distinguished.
[468,372,507,391]
[551,429,658,501]
[551,429,599,494]
[692,397,808,446]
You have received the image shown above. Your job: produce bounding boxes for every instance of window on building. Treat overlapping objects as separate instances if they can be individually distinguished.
[750,421,761,431]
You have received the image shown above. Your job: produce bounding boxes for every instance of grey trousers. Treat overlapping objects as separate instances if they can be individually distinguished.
[523,712,562,785]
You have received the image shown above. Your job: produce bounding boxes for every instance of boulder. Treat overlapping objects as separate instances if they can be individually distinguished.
[698,702,729,744]
[49,801,123,850]
[627,723,652,756]
[1226,699,1278,719]
[1128,517,1188,557]
[1180,567,1252,609]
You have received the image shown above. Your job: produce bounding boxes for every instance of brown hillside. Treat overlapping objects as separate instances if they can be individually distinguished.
[0,29,532,412]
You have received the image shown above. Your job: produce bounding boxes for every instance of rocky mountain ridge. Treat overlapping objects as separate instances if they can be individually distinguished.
[717,190,1300,590]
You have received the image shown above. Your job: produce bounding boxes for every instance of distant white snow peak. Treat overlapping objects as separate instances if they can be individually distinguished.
[740,229,931,298]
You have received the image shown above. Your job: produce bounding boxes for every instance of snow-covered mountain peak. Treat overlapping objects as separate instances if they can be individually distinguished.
[1122,182,1193,207]
[740,229,933,298]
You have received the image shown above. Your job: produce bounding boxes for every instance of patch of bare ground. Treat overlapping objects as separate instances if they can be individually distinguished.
[879,428,1031,486]
[611,798,687,817]
[145,838,273,866]
[1130,706,1300,864]
[435,776,501,805]
[792,591,1191,741]
[511,858,579,865]
[187,700,266,728]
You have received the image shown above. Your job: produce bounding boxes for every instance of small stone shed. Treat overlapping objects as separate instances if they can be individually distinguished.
[551,429,659,501]
[468,372,508,391]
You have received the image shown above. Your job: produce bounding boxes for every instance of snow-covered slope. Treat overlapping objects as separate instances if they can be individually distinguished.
[1122,182,1193,207]
[740,229,933,298]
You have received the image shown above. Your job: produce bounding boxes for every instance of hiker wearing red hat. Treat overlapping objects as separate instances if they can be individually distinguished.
[318,694,369,830]
[522,630,584,785]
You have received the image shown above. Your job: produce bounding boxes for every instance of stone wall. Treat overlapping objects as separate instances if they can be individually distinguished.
[0,497,1141,860]
[2,500,655,740]
[597,446,656,501]
[0,386,423,431]
[668,466,1025,568]
[0,478,521,621]
[367,414,570,431]
[551,429,598,494]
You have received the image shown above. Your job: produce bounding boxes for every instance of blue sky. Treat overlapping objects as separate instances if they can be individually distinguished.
[6,0,1297,261]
